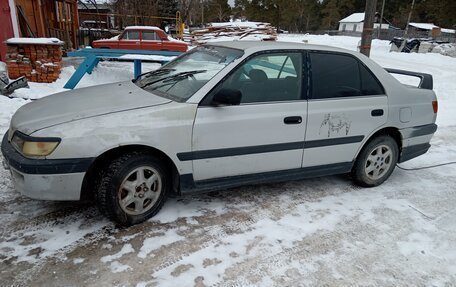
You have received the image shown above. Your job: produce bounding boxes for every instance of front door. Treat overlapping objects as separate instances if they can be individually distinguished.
[191,52,308,181]
[118,30,141,50]
[303,52,388,167]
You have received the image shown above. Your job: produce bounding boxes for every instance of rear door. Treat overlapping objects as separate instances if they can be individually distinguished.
[191,52,308,181]
[141,30,162,51]
[303,52,387,168]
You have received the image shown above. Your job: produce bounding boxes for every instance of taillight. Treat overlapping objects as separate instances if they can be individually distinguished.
[432,100,438,113]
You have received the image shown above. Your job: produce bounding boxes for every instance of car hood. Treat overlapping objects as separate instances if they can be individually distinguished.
[10,81,172,136]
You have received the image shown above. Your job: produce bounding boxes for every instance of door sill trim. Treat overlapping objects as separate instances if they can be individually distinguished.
[180,162,353,194]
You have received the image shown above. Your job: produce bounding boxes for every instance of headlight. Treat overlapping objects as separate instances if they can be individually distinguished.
[11,132,61,157]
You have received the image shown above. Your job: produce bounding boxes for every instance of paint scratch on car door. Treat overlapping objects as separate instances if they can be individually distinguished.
[319,113,352,137]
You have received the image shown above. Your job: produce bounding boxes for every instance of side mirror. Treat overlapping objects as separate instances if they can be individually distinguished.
[211,89,242,106]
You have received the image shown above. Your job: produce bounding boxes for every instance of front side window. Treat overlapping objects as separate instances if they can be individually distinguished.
[214,52,303,104]
[310,52,384,99]
[122,31,140,40]
[136,45,243,102]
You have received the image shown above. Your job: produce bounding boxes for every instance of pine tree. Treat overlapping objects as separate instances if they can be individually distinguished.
[205,0,232,22]
[321,0,340,30]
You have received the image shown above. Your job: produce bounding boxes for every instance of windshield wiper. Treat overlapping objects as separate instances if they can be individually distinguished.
[134,68,176,81]
[140,70,207,89]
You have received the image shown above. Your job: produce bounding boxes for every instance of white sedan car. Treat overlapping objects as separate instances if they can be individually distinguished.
[2,41,438,225]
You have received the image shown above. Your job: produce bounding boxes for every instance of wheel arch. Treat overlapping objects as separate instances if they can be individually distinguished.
[354,126,402,161]
[80,144,180,201]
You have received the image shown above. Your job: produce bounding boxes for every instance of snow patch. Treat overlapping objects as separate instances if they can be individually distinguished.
[73,258,85,264]
[138,229,184,259]
[0,213,108,264]
[109,260,132,273]
[101,243,134,263]
[150,198,226,224]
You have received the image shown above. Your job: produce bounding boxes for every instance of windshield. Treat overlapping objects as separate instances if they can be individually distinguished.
[136,45,244,102]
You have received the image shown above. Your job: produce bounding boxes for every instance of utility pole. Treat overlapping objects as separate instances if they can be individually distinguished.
[360,0,378,57]
[377,0,386,39]
[404,0,416,37]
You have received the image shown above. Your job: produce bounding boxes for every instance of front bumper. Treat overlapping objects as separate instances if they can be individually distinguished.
[1,133,93,200]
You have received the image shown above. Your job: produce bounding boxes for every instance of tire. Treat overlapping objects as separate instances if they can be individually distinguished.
[96,152,169,226]
[352,135,399,187]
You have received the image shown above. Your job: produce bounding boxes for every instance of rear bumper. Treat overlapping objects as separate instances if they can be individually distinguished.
[1,133,93,200]
[399,123,437,163]
[399,143,431,163]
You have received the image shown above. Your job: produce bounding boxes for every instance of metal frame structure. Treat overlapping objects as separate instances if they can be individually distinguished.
[64,48,182,89]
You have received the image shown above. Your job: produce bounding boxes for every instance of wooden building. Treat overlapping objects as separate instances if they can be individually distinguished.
[78,2,113,30]
[0,0,79,61]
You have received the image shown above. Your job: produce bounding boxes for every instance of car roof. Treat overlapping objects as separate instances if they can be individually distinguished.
[125,26,161,31]
[206,40,355,55]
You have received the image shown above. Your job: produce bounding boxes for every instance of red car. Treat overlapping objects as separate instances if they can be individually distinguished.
[92,26,188,52]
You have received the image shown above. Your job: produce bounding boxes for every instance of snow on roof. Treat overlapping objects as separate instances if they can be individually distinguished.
[408,23,455,33]
[125,26,161,31]
[408,23,439,30]
[6,37,64,45]
[441,28,455,34]
[339,13,365,23]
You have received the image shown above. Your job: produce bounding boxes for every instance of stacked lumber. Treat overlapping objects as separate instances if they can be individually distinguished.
[187,21,277,45]
[6,40,63,83]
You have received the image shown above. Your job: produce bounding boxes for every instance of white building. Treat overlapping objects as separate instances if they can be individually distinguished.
[338,12,390,33]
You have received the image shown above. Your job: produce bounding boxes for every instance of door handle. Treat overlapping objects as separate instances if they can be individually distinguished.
[371,109,384,117]
[284,116,302,124]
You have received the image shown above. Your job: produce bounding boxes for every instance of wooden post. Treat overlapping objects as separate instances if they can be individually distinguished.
[404,0,416,37]
[201,0,204,25]
[360,0,377,57]
[61,0,71,49]
[71,0,79,49]
[377,0,386,39]
[34,0,46,36]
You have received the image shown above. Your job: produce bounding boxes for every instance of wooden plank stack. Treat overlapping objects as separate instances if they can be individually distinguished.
[6,43,63,83]
[187,22,277,45]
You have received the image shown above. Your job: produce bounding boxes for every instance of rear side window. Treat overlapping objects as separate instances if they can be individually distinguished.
[142,31,159,40]
[310,52,383,99]
[359,63,384,95]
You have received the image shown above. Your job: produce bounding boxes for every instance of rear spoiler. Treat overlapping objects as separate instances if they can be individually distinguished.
[385,68,433,90]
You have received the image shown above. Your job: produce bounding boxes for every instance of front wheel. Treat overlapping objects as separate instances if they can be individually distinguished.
[96,152,169,226]
[352,135,398,187]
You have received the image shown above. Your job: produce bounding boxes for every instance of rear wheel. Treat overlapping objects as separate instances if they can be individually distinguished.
[352,135,398,187]
[96,152,169,226]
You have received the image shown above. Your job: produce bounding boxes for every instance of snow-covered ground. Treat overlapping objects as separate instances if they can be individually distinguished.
[0,34,455,286]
